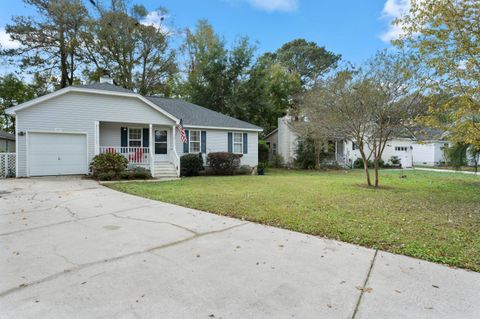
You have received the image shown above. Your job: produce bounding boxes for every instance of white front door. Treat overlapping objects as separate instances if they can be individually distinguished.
[154,129,168,161]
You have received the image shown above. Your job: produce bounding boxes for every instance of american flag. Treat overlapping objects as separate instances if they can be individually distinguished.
[177,119,187,144]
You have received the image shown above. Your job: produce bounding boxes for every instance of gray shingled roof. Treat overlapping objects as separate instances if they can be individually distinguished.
[73,83,134,94]
[0,130,15,140]
[146,96,262,130]
[76,83,262,130]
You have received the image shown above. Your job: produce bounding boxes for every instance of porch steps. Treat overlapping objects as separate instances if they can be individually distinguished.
[153,162,178,179]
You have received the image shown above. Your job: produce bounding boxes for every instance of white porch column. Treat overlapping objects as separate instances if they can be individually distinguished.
[94,121,100,155]
[335,140,338,162]
[172,125,176,153]
[149,124,154,177]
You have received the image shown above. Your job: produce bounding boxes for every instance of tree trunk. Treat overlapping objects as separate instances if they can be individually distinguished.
[359,149,371,186]
[374,158,379,187]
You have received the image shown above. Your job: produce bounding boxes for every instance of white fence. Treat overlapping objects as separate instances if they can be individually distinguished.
[99,146,151,166]
[0,153,15,178]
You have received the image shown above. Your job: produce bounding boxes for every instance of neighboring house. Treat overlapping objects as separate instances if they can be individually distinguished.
[273,116,449,168]
[0,130,15,153]
[6,79,262,178]
[264,128,278,161]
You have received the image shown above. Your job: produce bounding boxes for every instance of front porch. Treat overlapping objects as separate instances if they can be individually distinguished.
[95,121,180,178]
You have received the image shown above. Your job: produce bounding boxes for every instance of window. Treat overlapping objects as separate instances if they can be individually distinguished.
[233,132,243,153]
[352,142,357,151]
[155,130,167,154]
[272,143,277,156]
[128,128,142,147]
[395,146,408,152]
[189,130,201,153]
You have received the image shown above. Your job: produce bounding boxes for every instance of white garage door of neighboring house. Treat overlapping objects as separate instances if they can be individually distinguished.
[28,132,87,176]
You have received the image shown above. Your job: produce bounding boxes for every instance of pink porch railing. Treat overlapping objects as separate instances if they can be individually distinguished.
[100,146,151,166]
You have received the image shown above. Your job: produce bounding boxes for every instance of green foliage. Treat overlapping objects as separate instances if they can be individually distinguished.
[270,154,285,168]
[394,0,480,148]
[180,153,204,177]
[207,152,241,175]
[354,158,385,169]
[3,0,88,88]
[294,138,316,169]
[445,144,469,169]
[237,165,252,175]
[389,156,401,165]
[90,153,128,178]
[119,167,152,180]
[98,171,118,181]
[258,140,269,164]
[275,38,341,89]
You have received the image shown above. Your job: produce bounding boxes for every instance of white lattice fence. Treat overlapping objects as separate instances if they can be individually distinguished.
[0,153,16,178]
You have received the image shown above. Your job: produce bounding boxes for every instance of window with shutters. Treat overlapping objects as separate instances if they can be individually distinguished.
[128,128,142,147]
[189,130,201,153]
[233,132,243,153]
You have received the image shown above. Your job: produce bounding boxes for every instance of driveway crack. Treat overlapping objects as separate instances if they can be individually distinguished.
[110,213,199,235]
[351,249,378,319]
[0,222,249,298]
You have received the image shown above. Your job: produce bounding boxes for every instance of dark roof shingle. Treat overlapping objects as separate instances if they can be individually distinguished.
[0,130,15,140]
[146,97,262,130]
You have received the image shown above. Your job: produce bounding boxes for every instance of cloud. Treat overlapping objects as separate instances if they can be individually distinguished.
[140,11,171,34]
[0,28,20,50]
[380,0,410,42]
[231,0,299,13]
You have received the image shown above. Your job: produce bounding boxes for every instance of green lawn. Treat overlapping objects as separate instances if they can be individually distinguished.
[108,169,480,272]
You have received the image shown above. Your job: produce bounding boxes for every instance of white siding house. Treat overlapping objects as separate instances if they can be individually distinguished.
[6,83,262,177]
[273,115,449,168]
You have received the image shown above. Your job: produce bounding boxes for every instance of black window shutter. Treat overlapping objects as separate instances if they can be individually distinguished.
[142,128,149,147]
[201,131,207,153]
[243,133,248,154]
[183,130,189,153]
[228,132,233,152]
[121,127,128,147]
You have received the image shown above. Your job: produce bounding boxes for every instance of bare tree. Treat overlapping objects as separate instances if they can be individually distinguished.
[301,51,423,186]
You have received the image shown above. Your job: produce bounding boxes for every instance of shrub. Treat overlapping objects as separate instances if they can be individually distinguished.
[237,165,252,175]
[390,156,401,165]
[207,152,241,175]
[119,170,134,180]
[270,154,285,168]
[258,140,269,164]
[90,153,128,178]
[294,138,316,169]
[354,158,384,169]
[181,153,204,176]
[97,171,117,181]
[131,167,152,179]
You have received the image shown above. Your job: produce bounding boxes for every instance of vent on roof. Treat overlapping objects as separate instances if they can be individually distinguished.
[99,69,113,84]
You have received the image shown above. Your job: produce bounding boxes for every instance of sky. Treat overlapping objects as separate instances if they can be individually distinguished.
[0,0,410,76]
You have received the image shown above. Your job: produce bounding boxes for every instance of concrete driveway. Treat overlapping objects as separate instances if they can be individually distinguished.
[1,177,479,319]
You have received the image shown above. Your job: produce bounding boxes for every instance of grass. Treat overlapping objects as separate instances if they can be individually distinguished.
[107,169,480,272]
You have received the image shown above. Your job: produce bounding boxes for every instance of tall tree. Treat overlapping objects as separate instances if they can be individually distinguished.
[181,20,256,115]
[275,38,341,89]
[2,0,88,88]
[394,0,480,149]
[83,3,176,95]
[0,74,38,133]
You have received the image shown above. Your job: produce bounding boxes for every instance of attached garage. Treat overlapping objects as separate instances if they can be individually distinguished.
[28,132,87,176]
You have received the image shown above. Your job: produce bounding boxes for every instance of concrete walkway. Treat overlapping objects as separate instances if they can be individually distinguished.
[414,167,479,175]
[1,177,479,318]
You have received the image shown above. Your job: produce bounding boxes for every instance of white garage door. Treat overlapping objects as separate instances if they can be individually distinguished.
[28,132,87,176]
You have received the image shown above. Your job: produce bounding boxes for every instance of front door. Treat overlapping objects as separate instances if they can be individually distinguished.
[154,129,168,161]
